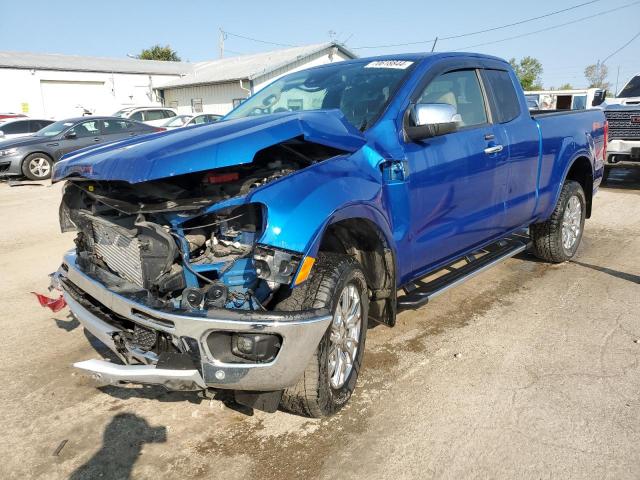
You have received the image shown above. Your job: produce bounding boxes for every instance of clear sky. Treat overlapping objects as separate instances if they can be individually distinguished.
[1,0,639,92]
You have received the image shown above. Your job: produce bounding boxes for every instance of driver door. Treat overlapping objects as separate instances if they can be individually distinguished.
[403,68,509,278]
[55,120,102,159]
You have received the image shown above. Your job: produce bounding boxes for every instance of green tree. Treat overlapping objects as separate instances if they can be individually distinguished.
[509,56,543,90]
[584,63,610,90]
[559,83,574,90]
[137,45,181,62]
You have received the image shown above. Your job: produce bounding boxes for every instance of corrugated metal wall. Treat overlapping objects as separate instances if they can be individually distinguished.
[162,82,248,115]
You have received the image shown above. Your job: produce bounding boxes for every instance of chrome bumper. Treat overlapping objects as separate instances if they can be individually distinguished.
[60,251,331,391]
[607,139,640,162]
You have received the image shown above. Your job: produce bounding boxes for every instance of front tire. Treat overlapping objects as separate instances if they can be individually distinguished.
[22,153,53,180]
[275,253,368,417]
[530,180,586,263]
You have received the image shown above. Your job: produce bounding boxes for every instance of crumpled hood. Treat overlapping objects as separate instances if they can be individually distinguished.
[52,110,366,183]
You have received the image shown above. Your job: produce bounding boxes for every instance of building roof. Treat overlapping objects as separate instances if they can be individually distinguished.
[0,50,191,75]
[158,43,357,89]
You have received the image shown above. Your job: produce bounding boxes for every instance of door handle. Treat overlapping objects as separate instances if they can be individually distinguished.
[93,137,100,142]
[484,145,504,155]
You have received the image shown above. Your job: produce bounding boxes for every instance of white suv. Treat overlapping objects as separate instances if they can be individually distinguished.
[112,107,177,127]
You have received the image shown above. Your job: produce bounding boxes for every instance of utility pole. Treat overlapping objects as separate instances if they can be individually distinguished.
[615,65,621,95]
[431,37,439,52]
[218,27,225,59]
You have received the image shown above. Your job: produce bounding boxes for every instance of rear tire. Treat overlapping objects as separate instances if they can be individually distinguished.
[530,180,586,263]
[275,253,368,417]
[22,153,53,180]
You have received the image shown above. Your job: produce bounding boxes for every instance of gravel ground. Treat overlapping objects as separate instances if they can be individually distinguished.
[0,167,638,479]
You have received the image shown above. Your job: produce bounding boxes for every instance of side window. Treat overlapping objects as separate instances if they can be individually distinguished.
[163,110,176,118]
[130,111,143,121]
[68,121,99,138]
[417,70,488,127]
[483,69,521,123]
[30,120,50,132]
[102,119,130,134]
[144,110,165,121]
[2,120,30,134]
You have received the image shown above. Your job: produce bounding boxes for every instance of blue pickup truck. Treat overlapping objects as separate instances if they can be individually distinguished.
[52,52,606,417]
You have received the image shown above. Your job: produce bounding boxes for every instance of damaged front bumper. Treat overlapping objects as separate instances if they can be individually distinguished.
[59,251,331,392]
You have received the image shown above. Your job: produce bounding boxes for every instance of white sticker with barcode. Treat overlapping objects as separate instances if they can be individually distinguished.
[364,60,414,69]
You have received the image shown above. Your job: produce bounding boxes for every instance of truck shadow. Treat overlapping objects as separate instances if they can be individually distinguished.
[68,413,166,480]
[602,166,640,190]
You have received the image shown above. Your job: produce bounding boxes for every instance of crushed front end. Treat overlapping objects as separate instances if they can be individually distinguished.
[54,156,333,405]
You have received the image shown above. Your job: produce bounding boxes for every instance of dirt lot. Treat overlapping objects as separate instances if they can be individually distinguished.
[0,168,639,480]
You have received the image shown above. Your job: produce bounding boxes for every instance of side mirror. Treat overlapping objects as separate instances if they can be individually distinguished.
[64,130,77,139]
[406,103,462,141]
[592,90,607,107]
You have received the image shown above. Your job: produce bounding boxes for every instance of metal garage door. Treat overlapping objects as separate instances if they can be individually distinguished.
[40,80,109,119]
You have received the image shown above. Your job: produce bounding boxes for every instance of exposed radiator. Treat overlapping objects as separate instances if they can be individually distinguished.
[91,220,144,287]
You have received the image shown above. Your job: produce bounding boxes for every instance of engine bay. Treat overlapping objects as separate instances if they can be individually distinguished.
[57,138,340,314]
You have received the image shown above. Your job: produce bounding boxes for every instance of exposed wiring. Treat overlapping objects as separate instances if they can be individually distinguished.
[177,213,245,232]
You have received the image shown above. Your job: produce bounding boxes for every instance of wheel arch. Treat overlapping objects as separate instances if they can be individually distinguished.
[309,206,398,327]
[563,154,594,218]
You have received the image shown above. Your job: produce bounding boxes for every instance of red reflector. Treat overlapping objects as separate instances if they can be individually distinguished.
[603,120,608,161]
[32,292,67,312]
[203,172,240,184]
[154,127,167,132]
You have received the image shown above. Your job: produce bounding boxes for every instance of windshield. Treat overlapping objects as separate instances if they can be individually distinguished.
[34,120,75,137]
[163,115,191,127]
[225,60,416,130]
[112,109,132,118]
[618,75,640,98]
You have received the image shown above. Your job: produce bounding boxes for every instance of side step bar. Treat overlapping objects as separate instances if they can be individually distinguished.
[397,232,531,311]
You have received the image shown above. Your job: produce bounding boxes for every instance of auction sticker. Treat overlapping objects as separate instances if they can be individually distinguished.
[364,60,413,69]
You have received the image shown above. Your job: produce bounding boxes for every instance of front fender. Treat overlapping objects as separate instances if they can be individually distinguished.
[249,147,394,257]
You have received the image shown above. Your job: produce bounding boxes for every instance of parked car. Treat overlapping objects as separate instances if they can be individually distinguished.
[52,53,605,417]
[0,118,54,140]
[602,73,640,178]
[0,117,160,180]
[185,113,222,126]
[0,113,26,120]
[159,114,193,129]
[112,107,177,127]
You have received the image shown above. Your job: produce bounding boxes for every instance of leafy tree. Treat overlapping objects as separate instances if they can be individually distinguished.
[559,83,574,90]
[509,56,543,90]
[584,63,610,90]
[137,45,181,62]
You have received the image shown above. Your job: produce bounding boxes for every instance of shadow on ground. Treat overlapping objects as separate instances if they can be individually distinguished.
[68,413,166,480]
[602,166,640,190]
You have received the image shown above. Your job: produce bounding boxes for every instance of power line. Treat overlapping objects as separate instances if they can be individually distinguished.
[602,30,640,64]
[455,0,640,50]
[350,0,603,49]
[222,30,298,48]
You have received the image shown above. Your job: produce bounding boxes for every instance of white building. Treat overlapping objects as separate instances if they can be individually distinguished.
[0,51,190,119]
[157,43,356,116]
[0,43,356,120]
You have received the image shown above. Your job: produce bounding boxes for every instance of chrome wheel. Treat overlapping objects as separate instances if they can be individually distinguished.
[562,195,582,250]
[328,283,362,389]
[28,157,51,179]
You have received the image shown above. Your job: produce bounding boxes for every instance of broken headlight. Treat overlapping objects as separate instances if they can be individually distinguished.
[253,245,302,285]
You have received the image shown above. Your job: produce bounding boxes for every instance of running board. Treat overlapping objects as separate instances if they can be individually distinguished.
[397,232,531,311]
